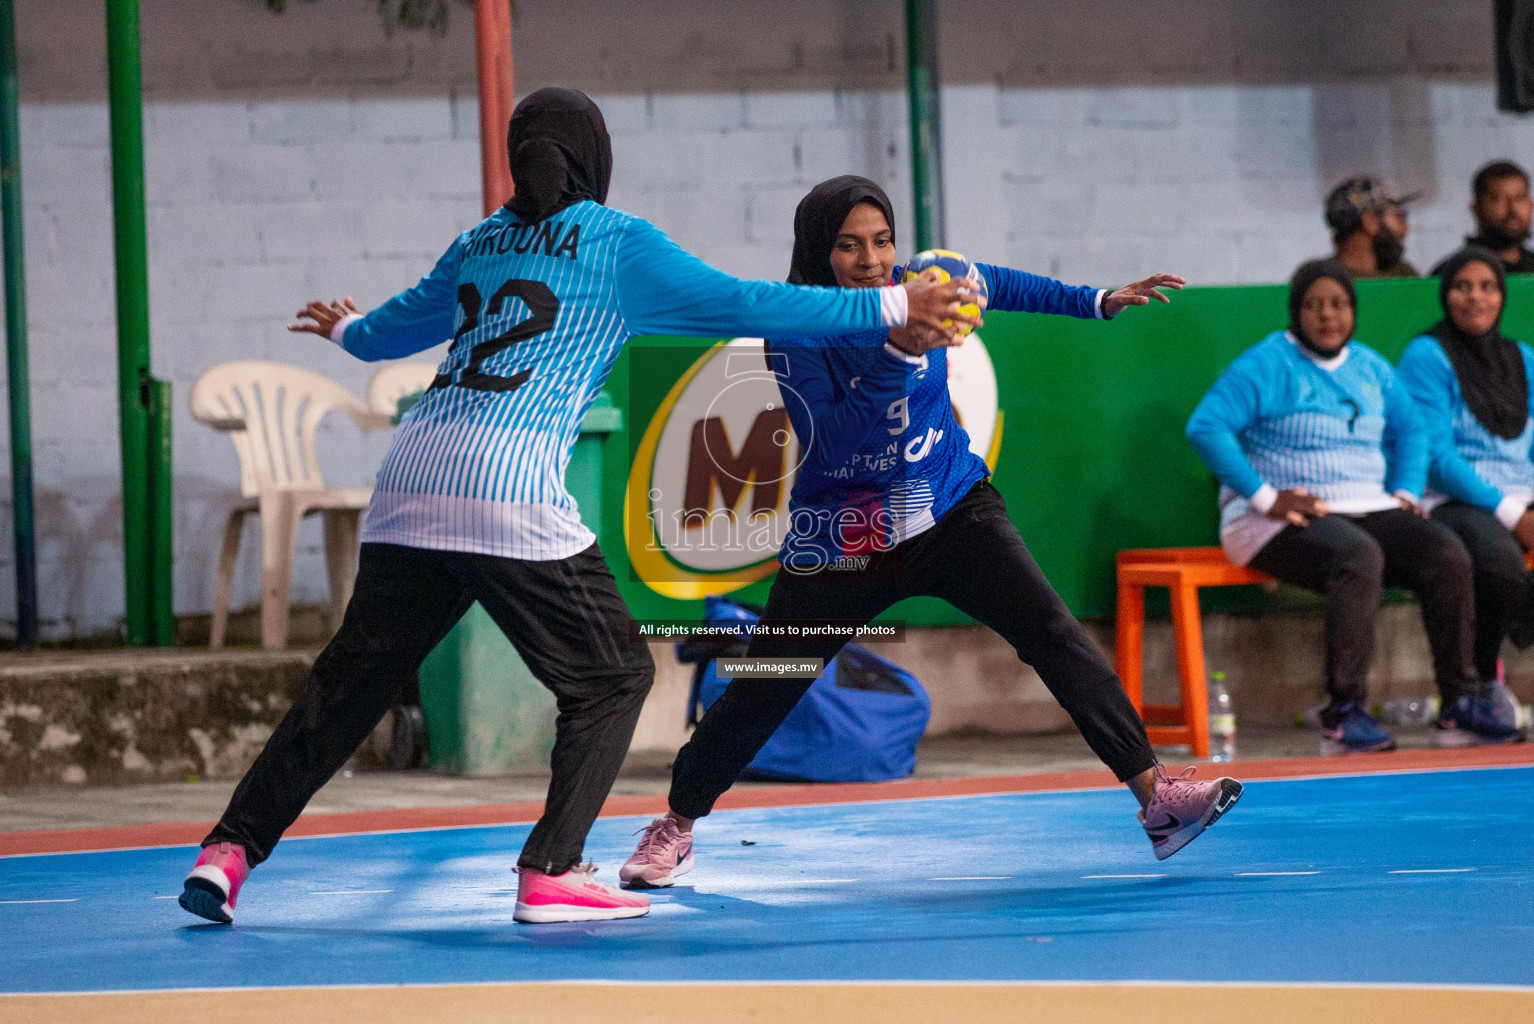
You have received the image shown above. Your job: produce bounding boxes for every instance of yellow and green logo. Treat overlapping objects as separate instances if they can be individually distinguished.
[625,337,1002,599]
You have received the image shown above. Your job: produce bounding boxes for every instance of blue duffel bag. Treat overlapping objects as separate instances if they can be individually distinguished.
[678,595,931,783]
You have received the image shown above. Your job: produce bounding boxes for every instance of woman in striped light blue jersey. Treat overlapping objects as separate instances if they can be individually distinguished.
[1396,247,1532,745]
[1187,259,1489,756]
[620,176,1247,894]
[177,91,982,928]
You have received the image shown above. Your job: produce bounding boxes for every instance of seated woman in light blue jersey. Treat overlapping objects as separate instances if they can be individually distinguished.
[1187,260,1497,754]
[1397,246,1533,742]
[620,175,1247,894]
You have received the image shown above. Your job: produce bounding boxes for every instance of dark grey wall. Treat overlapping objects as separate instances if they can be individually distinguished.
[18,0,1493,104]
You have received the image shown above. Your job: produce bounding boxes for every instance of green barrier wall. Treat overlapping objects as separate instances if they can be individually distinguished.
[601,277,1534,624]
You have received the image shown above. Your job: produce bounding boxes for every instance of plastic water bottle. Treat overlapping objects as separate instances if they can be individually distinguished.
[1380,695,1438,727]
[1208,671,1236,762]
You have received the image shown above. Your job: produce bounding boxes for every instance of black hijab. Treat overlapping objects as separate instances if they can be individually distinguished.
[1430,247,1524,440]
[1288,259,1357,357]
[504,88,612,224]
[787,175,896,286]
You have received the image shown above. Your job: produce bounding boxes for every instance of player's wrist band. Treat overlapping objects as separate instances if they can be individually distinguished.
[330,312,363,346]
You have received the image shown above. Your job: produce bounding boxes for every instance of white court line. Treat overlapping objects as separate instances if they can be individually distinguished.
[1388,868,1476,874]
[152,895,179,899]
[310,889,394,895]
[930,876,1011,881]
[0,898,77,904]
[1081,874,1164,879]
[1237,871,1320,876]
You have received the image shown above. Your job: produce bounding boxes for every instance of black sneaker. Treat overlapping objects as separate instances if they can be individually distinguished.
[1319,702,1396,755]
[1434,693,1526,747]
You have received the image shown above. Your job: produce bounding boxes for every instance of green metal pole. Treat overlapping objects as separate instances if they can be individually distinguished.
[148,377,173,645]
[106,0,154,646]
[904,0,944,252]
[0,0,35,649]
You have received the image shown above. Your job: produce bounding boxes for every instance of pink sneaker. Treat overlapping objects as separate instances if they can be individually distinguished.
[619,817,695,890]
[513,863,650,923]
[179,841,250,924]
[1138,764,1243,861]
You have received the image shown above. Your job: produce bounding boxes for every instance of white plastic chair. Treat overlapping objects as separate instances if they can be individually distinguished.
[190,361,383,649]
[366,362,440,421]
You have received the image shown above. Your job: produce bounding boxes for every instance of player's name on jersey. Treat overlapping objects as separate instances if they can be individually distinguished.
[463,217,583,261]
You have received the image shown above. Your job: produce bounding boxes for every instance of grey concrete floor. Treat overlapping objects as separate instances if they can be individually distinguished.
[0,724,1445,834]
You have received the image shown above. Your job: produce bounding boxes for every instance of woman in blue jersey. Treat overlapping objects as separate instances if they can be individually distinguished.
[177,93,982,926]
[621,176,1243,891]
[1186,259,1508,756]
[1397,247,1532,743]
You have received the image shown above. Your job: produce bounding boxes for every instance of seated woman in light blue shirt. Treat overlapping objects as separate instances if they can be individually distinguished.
[1397,246,1533,741]
[1187,260,1495,754]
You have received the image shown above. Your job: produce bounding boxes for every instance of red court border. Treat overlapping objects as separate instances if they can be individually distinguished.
[4,744,1531,858]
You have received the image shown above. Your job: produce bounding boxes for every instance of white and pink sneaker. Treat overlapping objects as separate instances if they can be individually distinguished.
[179,841,250,924]
[513,863,650,923]
[619,817,695,890]
[1139,764,1243,861]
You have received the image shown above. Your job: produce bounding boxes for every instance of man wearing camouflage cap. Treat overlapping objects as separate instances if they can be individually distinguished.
[1326,175,1421,279]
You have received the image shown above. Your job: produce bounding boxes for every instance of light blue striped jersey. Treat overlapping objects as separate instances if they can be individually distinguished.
[1395,333,1534,515]
[1186,330,1427,540]
[337,200,898,560]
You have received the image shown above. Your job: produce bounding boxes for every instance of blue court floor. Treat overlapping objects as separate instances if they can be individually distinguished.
[2,766,1531,995]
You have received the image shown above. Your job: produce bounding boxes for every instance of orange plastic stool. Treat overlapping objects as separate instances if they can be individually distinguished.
[1115,545,1534,758]
[1114,547,1272,758]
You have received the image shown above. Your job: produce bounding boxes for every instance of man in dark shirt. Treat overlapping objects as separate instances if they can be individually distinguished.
[1431,160,1534,275]
[1325,176,1420,279]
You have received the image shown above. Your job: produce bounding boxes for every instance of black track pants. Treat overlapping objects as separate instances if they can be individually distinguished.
[205,541,655,874]
[1431,500,1533,680]
[1248,508,1478,713]
[668,480,1156,820]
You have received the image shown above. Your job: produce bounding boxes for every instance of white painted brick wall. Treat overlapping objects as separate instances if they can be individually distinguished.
[0,98,475,638]
[1,78,1532,638]
[955,82,1534,289]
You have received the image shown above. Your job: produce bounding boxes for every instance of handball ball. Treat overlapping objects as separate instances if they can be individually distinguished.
[901,249,987,336]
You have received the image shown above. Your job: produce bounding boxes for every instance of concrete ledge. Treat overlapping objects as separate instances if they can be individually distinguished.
[0,649,317,786]
[871,606,1534,732]
[9,600,1532,786]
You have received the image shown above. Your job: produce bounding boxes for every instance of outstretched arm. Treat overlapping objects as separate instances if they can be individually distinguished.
[288,237,464,361]
[975,264,1184,320]
[974,263,1102,318]
[616,218,981,346]
[1101,274,1186,318]
[289,297,361,341]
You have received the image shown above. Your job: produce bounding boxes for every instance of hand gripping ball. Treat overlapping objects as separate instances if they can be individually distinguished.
[900,249,988,336]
